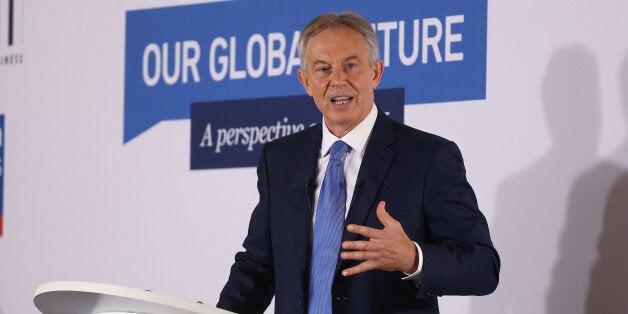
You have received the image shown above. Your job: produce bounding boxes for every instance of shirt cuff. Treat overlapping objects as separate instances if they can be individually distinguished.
[401,241,423,285]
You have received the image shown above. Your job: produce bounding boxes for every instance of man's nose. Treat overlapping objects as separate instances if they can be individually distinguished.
[329,69,348,86]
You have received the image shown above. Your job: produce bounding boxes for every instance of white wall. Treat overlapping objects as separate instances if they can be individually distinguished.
[0,1,626,313]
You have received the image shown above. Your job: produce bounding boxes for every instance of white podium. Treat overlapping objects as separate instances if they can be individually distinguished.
[34,281,233,314]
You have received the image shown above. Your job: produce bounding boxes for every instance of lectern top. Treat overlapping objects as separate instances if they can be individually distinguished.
[34,281,233,314]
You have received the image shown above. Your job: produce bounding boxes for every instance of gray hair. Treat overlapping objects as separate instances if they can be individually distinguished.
[298,12,380,71]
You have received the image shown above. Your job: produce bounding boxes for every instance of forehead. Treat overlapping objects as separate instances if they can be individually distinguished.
[306,27,368,61]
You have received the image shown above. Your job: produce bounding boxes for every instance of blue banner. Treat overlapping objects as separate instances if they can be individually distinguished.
[124,0,487,143]
[190,88,404,169]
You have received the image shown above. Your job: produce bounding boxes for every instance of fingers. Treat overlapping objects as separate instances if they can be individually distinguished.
[341,240,385,255]
[342,261,378,277]
[340,249,378,261]
[339,200,418,276]
[341,239,368,251]
[340,240,381,277]
[346,201,400,238]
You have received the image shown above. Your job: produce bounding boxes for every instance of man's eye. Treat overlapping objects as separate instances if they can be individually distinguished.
[317,67,330,73]
[346,63,356,69]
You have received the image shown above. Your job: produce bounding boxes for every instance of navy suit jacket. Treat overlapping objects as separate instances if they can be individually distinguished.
[217,109,500,313]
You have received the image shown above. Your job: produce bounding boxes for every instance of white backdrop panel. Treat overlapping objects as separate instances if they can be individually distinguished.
[0,1,626,314]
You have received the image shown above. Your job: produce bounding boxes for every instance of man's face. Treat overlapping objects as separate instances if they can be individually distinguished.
[298,27,384,137]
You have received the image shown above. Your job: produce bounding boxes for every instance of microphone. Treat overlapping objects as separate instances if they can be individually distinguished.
[305,177,315,188]
[348,179,364,210]
[354,179,364,190]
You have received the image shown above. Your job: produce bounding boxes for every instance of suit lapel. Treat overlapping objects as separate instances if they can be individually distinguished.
[299,124,323,219]
[335,111,397,274]
[283,124,320,298]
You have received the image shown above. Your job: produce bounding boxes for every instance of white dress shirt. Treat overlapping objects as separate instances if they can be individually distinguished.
[312,104,423,282]
[312,105,377,218]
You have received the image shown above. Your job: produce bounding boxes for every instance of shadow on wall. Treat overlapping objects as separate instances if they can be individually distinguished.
[545,50,628,314]
[578,53,628,314]
[470,45,627,313]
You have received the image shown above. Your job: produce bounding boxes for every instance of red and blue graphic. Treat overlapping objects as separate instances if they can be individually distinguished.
[0,115,4,236]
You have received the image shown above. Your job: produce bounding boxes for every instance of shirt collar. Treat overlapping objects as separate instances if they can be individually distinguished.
[320,104,378,157]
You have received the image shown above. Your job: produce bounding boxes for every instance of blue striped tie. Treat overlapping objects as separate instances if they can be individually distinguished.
[308,140,350,314]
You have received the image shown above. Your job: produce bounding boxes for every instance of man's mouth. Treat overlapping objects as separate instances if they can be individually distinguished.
[331,96,354,105]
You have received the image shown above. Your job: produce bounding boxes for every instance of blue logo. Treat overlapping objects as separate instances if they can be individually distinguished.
[124,0,487,144]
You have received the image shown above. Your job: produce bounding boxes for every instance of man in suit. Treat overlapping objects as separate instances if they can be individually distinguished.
[217,12,499,313]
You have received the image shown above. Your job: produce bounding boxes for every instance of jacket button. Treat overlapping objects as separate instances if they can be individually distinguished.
[298,298,304,306]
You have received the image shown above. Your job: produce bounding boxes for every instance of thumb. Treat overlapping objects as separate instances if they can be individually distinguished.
[376,201,392,227]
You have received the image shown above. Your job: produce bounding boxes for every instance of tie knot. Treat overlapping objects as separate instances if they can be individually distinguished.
[329,140,349,162]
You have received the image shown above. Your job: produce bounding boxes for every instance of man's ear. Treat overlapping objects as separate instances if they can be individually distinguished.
[371,60,384,89]
[298,69,313,96]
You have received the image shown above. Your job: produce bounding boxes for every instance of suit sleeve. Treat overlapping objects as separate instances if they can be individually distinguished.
[417,141,500,297]
[217,145,275,314]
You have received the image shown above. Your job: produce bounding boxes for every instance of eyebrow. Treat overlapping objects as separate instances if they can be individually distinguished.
[343,55,360,63]
[312,55,361,67]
